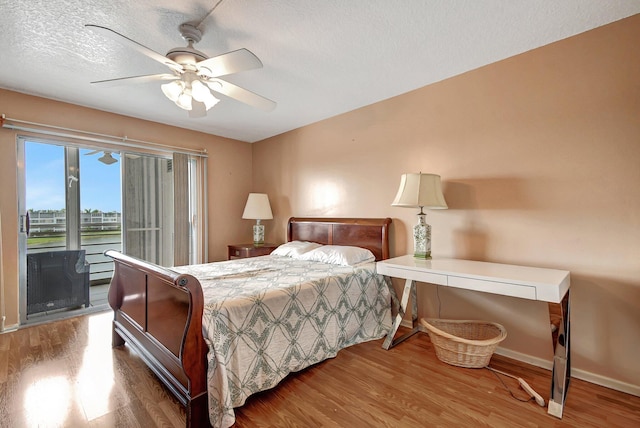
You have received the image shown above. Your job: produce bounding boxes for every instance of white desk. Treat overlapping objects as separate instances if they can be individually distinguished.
[376,255,571,418]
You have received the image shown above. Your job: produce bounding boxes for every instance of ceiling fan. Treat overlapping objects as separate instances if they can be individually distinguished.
[85,23,276,117]
[85,150,118,165]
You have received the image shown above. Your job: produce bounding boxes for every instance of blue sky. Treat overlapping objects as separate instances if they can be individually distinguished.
[26,141,122,212]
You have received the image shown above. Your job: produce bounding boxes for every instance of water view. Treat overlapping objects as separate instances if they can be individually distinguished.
[25,141,123,285]
[27,210,122,284]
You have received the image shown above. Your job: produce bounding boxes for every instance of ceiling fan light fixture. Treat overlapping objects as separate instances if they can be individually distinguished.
[192,79,220,110]
[161,81,183,102]
[202,91,220,110]
[98,152,118,165]
[191,79,208,101]
[176,90,193,111]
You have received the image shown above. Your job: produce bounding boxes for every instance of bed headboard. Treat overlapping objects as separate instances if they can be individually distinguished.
[287,217,392,261]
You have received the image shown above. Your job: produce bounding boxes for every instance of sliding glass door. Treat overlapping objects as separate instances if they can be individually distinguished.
[121,153,174,266]
[18,138,123,322]
[21,141,123,272]
[78,147,123,282]
[17,136,205,324]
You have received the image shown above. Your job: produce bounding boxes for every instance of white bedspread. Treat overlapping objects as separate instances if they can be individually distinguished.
[174,255,392,427]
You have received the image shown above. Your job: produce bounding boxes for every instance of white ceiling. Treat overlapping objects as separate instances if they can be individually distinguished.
[1,1,638,143]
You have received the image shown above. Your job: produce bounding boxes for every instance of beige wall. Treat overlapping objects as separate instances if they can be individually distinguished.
[253,15,640,391]
[0,90,253,327]
[0,14,637,394]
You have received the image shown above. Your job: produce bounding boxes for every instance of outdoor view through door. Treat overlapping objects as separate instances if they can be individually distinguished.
[18,137,200,324]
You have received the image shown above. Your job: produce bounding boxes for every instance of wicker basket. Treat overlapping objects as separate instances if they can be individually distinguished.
[420,318,507,368]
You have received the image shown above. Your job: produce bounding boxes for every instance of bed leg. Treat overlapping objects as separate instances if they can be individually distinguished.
[112,322,125,347]
[186,393,210,428]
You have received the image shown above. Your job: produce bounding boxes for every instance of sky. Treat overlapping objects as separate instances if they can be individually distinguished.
[25,141,122,212]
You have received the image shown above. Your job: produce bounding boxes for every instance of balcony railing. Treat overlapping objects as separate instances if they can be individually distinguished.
[27,231,122,285]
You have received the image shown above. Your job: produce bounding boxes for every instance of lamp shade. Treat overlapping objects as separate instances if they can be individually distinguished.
[162,76,219,112]
[242,193,273,220]
[391,173,448,209]
[161,81,183,102]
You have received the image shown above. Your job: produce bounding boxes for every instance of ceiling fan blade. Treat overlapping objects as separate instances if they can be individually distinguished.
[85,150,101,156]
[197,49,263,78]
[206,79,276,112]
[188,101,207,118]
[85,24,182,72]
[91,73,178,87]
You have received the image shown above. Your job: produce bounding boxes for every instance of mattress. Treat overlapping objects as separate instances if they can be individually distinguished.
[174,254,392,427]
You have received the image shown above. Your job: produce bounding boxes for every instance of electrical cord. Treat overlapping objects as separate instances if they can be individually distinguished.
[434,287,543,407]
[485,366,546,406]
[486,367,534,403]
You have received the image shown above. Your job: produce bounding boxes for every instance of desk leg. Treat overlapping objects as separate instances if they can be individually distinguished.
[548,290,571,418]
[382,278,418,350]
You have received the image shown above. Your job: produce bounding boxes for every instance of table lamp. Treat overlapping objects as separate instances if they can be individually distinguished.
[242,193,273,245]
[392,173,447,258]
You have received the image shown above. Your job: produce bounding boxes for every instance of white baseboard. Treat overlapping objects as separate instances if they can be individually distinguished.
[0,322,19,334]
[494,347,640,397]
[400,321,640,398]
[570,367,640,397]
[494,347,553,371]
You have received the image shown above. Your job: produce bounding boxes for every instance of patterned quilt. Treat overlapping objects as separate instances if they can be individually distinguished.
[174,255,392,428]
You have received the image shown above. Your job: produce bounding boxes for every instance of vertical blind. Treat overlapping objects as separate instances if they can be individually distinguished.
[173,152,190,266]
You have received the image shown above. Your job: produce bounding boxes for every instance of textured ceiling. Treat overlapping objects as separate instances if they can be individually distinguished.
[0,1,638,142]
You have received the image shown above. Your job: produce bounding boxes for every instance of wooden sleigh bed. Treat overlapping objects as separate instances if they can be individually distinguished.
[105,217,392,427]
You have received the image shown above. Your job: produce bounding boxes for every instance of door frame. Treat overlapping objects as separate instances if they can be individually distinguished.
[16,136,27,324]
[17,137,119,324]
[16,135,207,325]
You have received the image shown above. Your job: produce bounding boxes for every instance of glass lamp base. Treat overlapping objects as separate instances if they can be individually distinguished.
[253,223,265,246]
[413,213,432,259]
[414,251,432,259]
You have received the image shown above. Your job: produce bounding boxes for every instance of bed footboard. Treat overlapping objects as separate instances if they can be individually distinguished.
[105,250,210,427]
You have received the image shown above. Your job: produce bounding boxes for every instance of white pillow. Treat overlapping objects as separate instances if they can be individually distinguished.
[271,241,323,257]
[297,245,375,266]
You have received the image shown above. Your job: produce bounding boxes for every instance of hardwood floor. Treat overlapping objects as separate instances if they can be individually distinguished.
[0,311,638,427]
[19,283,110,327]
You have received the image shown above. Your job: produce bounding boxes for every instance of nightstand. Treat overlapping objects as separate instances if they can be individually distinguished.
[227,243,279,260]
